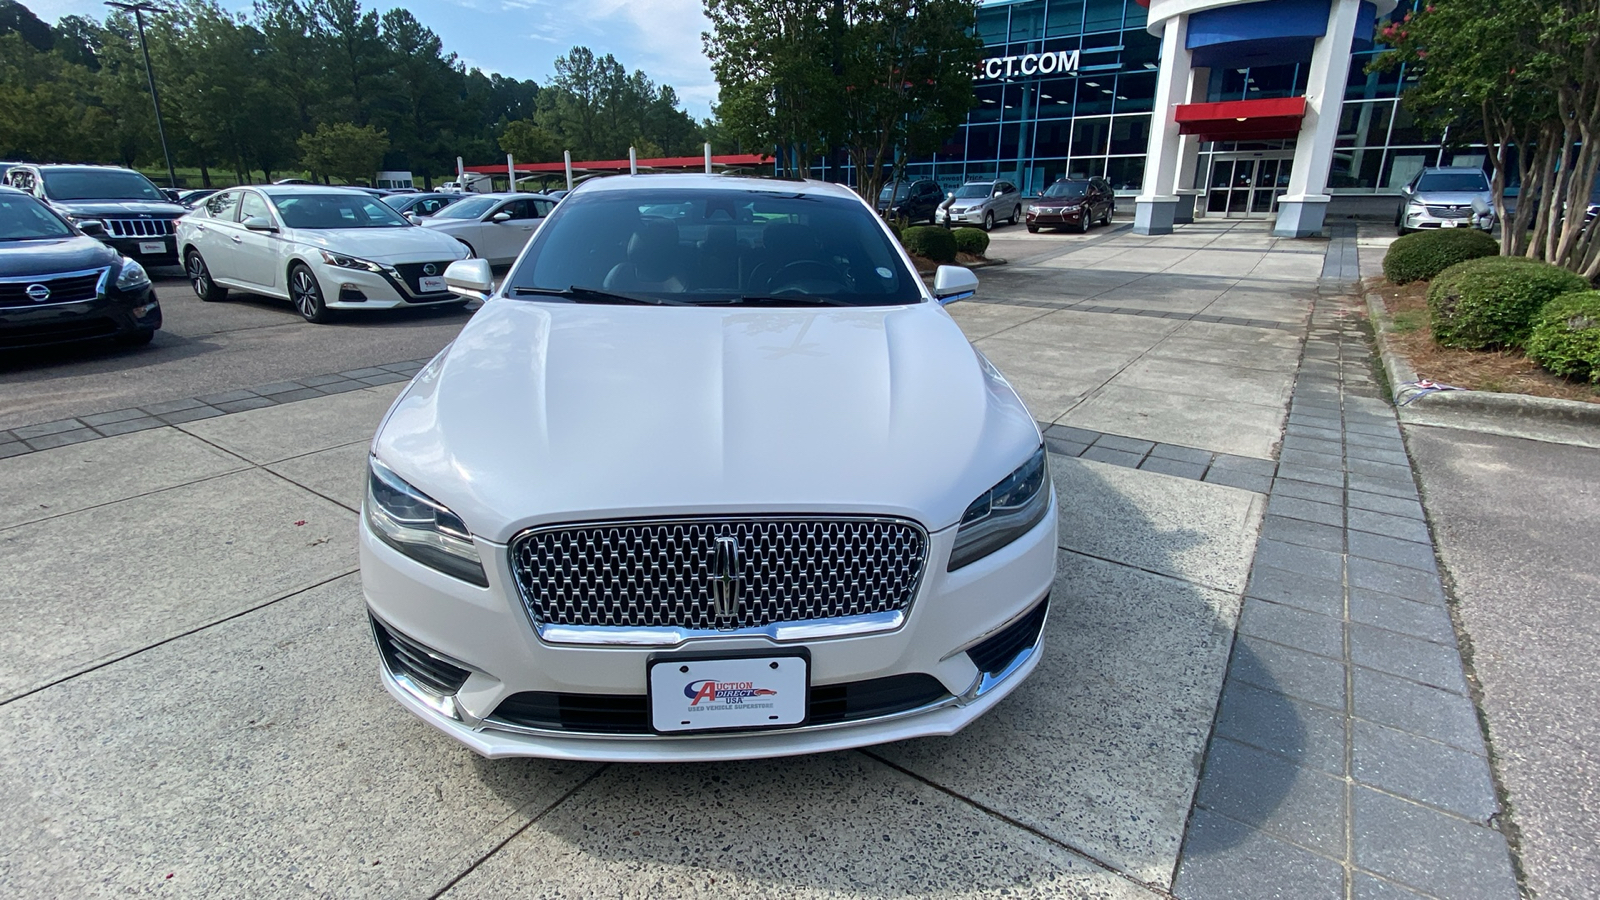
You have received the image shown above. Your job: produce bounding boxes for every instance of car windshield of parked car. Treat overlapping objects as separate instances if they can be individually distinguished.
[1416,173,1489,192]
[273,193,408,229]
[1042,182,1090,199]
[878,183,910,201]
[510,188,924,307]
[432,196,498,219]
[0,194,73,240]
[41,169,167,202]
[954,184,992,199]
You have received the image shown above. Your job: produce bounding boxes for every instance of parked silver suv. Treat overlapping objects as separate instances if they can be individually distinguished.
[1397,167,1495,235]
[939,180,1022,231]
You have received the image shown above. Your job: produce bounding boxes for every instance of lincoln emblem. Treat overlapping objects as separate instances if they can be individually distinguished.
[711,535,742,623]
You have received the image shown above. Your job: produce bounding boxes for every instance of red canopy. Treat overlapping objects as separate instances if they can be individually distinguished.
[465,153,769,175]
[1174,96,1308,142]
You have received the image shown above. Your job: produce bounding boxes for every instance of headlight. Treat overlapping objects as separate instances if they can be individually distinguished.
[949,445,1051,571]
[115,257,150,290]
[320,250,383,272]
[366,457,488,586]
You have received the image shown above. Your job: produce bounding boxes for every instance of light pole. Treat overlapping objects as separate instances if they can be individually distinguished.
[106,1,177,189]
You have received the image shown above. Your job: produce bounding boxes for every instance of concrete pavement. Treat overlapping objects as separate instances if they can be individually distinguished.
[0,219,1527,897]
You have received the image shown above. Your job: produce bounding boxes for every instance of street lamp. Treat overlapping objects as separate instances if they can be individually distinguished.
[105,0,177,190]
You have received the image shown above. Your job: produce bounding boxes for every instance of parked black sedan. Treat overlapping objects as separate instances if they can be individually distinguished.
[1,164,188,268]
[0,187,161,351]
[876,179,945,223]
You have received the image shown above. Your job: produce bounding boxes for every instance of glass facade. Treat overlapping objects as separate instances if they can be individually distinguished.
[851,0,1476,203]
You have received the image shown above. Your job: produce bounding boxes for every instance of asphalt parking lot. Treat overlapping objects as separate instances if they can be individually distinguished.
[0,220,1523,898]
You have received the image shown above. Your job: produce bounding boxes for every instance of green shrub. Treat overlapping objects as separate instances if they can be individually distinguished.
[886,220,902,242]
[1383,228,1499,284]
[1526,290,1600,382]
[1427,257,1588,349]
[901,225,957,263]
[952,227,990,256]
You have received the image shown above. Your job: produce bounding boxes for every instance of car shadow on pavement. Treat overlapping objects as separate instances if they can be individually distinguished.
[463,457,1304,895]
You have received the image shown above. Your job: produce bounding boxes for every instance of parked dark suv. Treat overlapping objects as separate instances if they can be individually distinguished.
[877,179,945,223]
[0,186,161,351]
[2,164,186,267]
[1027,177,1115,233]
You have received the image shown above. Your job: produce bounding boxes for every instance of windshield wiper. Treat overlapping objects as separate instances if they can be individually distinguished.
[720,294,853,307]
[510,286,689,306]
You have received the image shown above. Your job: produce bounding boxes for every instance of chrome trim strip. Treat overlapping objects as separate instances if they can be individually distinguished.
[368,611,483,725]
[962,599,1050,702]
[0,266,110,307]
[505,514,930,647]
[478,692,962,741]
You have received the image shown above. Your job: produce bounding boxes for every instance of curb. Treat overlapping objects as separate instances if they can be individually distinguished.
[1364,291,1600,446]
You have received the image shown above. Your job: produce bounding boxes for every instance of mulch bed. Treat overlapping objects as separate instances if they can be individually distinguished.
[1370,277,1600,404]
[910,252,989,275]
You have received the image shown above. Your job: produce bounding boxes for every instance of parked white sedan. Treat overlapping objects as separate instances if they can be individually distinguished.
[175,185,471,323]
[417,192,556,266]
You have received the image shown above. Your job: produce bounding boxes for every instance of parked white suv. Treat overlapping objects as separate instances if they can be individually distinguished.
[939,180,1023,231]
[360,174,1057,761]
[1397,167,1496,235]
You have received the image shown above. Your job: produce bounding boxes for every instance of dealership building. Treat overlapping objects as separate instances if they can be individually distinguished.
[881,0,1460,236]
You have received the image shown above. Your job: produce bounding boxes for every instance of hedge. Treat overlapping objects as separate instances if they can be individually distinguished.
[952,227,990,256]
[1526,290,1600,383]
[901,225,957,263]
[1427,257,1589,349]
[1382,228,1499,284]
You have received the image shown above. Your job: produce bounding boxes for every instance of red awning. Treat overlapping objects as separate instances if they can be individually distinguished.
[1174,97,1307,142]
[465,153,770,175]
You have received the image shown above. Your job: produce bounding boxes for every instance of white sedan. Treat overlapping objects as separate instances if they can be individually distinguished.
[360,174,1057,762]
[417,192,556,266]
[175,185,471,323]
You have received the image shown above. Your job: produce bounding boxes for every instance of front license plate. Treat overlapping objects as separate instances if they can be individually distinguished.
[648,655,808,733]
[419,275,447,293]
[138,241,166,254]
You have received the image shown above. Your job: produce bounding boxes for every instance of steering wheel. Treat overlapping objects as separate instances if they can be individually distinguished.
[763,260,848,295]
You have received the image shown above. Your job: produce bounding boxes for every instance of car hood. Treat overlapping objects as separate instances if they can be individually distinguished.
[286,227,467,263]
[374,300,1042,543]
[0,235,118,276]
[1412,191,1490,206]
[49,199,186,218]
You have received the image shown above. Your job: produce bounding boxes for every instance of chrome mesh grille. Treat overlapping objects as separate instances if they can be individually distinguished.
[510,518,927,631]
[1425,205,1471,219]
[105,218,176,237]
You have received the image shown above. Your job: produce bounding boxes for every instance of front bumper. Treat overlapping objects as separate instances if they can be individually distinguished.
[0,284,160,350]
[315,260,462,310]
[103,234,180,268]
[939,208,986,226]
[359,496,1058,761]
[1402,206,1493,231]
[1026,208,1086,227]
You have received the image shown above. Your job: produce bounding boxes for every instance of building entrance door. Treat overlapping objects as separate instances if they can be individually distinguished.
[1205,154,1294,217]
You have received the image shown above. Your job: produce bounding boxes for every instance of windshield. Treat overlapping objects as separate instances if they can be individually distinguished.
[1043,182,1090,199]
[955,184,992,199]
[878,183,907,200]
[509,188,924,307]
[41,169,167,202]
[1416,172,1489,193]
[433,196,498,219]
[0,194,74,240]
[272,193,408,229]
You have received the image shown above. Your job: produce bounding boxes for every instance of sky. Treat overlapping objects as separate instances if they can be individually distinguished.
[23,0,720,119]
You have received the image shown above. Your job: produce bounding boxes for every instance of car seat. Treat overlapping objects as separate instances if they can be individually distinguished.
[603,222,686,292]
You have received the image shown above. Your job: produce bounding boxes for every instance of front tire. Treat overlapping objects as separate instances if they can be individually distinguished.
[983,211,994,232]
[186,250,227,302]
[1010,206,1020,225]
[1079,215,1090,234]
[1027,224,1039,233]
[289,263,333,324]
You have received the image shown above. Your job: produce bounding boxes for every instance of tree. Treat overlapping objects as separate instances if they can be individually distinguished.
[298,121,388,184]
[1378,0,1600,277]
[704,0,981,193]
[499,119,561,162]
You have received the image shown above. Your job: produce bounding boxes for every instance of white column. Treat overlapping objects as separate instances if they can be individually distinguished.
[1175,67,1211,223]
[1135,13,1192,235]
[1275,0,1361,237]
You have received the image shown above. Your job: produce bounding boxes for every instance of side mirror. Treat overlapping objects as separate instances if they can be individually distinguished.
[77,220,106,237]
[242,215,275,232]
[933,265,978,304]
[444,258,494,301]
[405,212,422,224]
[491,211,512,223]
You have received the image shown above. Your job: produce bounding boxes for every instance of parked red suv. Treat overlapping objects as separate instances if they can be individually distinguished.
[1027,177,1115,233]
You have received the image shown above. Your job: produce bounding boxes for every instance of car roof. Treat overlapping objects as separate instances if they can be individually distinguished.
[579,173,861,202]
[0,185,26,196]
[1421,167,1487,174]
[25,164,146,173]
